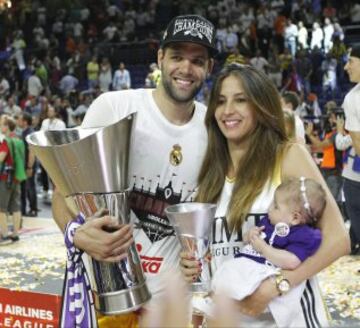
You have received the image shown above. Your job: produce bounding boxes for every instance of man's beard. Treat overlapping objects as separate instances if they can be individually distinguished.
[161,75,202,103]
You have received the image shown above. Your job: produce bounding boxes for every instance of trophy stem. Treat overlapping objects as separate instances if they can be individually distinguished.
[73,192,151,314]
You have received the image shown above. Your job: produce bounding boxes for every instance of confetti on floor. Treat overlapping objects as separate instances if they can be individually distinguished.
[0,231,66,293]
[319,255,360,327]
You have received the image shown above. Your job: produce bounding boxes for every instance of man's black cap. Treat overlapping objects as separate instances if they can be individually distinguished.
[161,15,218,57]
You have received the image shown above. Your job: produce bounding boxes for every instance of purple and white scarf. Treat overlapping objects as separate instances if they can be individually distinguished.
[60,213,98,328]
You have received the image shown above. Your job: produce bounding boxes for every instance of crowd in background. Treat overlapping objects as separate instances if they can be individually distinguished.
[0,0,359,232]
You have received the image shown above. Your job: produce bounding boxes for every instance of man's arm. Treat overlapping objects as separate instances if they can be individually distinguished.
[348,130,360,155]
[52,189,77,232]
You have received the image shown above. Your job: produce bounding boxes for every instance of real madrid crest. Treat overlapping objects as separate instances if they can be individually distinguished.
[274,222,290,237]
[169,144,183,166]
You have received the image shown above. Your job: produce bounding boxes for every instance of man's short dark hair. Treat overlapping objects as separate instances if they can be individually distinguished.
[21,112,33,126]
[282,92,299,111]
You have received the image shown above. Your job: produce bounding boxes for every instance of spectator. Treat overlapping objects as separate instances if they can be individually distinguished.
[0,73,10,99]
[98,57,112,92]
[40,105,66,131]
[322,1,336,19]
[40,105,66,202]
[310,22,324,51]
[224,27,239,53]
[18,112,38,217]
[350,3,360,24]
[103,22,118,42]
[305,108,343,205]
[295,50,313,96]
[24,96,42,118]
[273,12,286,53]
[333,22,344,41]
[61,98,76,128]
[3,95,21,116]
[86,55,99,90]
[59,71,79,97]
[321,53,337,94]
[145,62,161,88]
[267,45,283,89]
[12,31,26,71]
[35,59,49,89]
[112,62,131,90]
[284,18,298,57]
[281,91,306,143]
[0,115,24,244]
[249,50,269,74]
[216,18,227,54]
[342,46,360,255]
[27,70,43,98]
[323,18,334,54]
[297,21,308,50]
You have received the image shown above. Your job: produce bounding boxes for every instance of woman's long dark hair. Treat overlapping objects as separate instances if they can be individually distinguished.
[196,64,288,231]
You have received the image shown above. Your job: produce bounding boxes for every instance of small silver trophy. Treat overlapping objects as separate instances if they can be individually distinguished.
[165,202,216,295]
[27,114,151,315]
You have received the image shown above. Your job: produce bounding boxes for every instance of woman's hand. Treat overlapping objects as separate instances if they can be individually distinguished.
[73,215,134,262]
[179,251,202,283]
[237,277,278,316]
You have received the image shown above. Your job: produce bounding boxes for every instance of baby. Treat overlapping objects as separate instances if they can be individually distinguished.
[201,177,326,327]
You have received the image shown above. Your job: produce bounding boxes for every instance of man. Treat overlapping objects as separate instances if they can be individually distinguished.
[27,70,43,98]
[112,62,131,90]
[52,14,216,326]
[343,46,360,255]
[284,18,298,57]
[0,116,24,244]
[3,95,22,116]
[18,113,37,217]
[249,50,269,74]
[281,91,306,143]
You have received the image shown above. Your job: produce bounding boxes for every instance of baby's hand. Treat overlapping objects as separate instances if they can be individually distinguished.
[249,232,267,254]
[247,226,264,240]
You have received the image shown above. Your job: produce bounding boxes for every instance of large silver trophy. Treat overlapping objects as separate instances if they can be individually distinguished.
[26,115,151,315]
[165,202,216,295]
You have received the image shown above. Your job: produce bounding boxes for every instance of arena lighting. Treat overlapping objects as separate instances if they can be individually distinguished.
[0,0,11,11]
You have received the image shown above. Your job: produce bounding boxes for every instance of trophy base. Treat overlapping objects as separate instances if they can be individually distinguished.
[94,281,152,315]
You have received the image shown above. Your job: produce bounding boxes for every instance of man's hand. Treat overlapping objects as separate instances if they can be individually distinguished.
[73,216,134,262]
[237,277,279,316]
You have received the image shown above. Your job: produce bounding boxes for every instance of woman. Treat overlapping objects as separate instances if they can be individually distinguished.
[180,64,349,326]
